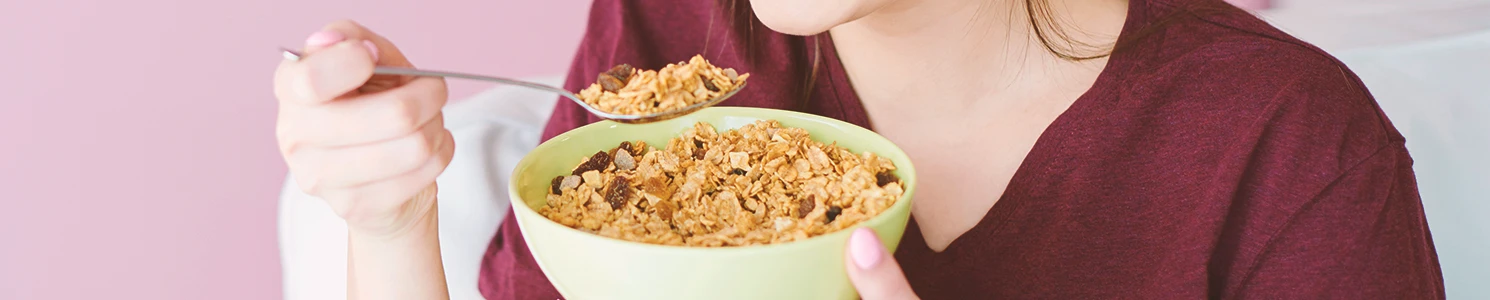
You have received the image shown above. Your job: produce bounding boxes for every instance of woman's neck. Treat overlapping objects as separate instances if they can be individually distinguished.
[828,0,1129,109]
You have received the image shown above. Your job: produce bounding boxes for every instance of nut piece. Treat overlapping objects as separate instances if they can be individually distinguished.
[560,175,582,191]
[614,149,636,171]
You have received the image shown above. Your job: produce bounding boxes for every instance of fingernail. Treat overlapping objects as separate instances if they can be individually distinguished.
[305,31,345,47]
[362,40,380,62]
[849,227,883,269]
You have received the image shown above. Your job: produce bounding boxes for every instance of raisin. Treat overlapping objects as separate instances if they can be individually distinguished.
[572,151,613,176]
[699,75,720,92]
[550,176,565,194]
[875,171,900,187]
[597,64,634,92]
[604,64,634,82]
[618,141,634,156]
[826,205,842,223]
[598,75,625,92]
[730,168,747,176]
[604,176,632,210]
[797,195,816,218]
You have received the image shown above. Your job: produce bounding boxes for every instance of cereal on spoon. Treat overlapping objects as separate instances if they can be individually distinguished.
[577,55,749,116]
[539,120,905,247]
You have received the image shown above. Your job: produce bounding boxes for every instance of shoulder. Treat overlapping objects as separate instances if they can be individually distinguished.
[1108,0,1406,180]
[1115,0,1402,168]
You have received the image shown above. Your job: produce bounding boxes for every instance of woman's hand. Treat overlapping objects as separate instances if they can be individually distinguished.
[274,20,454,300]
[273,20,453,237]
[846,228,922,300]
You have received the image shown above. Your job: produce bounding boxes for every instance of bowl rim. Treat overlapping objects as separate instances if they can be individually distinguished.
[508,106,918,254]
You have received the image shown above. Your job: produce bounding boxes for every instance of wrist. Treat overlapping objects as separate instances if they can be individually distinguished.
[345,185,450,300]
[349,184,440,240]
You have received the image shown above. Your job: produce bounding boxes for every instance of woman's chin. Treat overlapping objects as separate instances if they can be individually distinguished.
[749,0,886,36]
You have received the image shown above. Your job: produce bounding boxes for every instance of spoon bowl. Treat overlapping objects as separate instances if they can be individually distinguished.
[280,48,743,124]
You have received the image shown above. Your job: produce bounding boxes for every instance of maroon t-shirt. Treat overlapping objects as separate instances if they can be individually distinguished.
[478,0,1445,298]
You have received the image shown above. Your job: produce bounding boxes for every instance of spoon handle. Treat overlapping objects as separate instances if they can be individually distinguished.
[371,66,580,99]
[280,48,580,100]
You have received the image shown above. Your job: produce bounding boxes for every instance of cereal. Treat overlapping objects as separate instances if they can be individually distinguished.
[577,55,750,116]
[537,120,905,247]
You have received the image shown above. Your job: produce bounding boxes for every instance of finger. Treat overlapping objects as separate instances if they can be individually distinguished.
[317,20,414,95]
[274,40,378,104]
[845,228,919,300]
[280,76,448,147]
[290,116,449,188]
[317,20,412,69]
[321,130,455,220]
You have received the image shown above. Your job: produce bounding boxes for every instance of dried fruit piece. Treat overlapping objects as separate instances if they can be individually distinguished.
[597,64,634,92]
[605,176,632,210]
[597,75,625,93]
[875,171,900,187]
[550,176,566,194]
[826,206,842,223]
[573,151,612,176]
[797,195,816,218]
[699,75,720,92]
[605,64,634,82]
[618,141,635,155]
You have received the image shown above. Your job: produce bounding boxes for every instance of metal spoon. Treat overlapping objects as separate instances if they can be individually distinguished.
[281,48,744,124]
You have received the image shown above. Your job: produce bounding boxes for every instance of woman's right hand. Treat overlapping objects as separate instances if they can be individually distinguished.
[273,20,454,237]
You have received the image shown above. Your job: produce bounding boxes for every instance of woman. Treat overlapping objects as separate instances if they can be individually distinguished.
[271,0,1445,299]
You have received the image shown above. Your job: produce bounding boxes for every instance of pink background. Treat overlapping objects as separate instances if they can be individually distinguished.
[0,0,587,299]
[1,0,1272,299]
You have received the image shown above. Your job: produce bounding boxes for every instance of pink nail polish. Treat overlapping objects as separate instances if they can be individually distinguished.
[849,228,883,269]
[305,31,345,47]
[362,40,380,62]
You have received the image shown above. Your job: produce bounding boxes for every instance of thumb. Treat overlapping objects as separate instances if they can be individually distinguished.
[307,20,418,95]
[311,20,413,68]
[845,227,919,300]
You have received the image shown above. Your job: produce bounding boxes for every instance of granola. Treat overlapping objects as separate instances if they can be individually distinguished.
[577,55,749,116]
[538,120,905,247]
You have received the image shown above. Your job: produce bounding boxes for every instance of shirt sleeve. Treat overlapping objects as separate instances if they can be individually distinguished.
[1230,144,1445,299]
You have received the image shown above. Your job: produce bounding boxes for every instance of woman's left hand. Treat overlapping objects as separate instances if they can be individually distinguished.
[845,228,922,300]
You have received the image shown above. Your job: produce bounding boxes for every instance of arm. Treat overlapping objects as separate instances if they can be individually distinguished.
[1229,145,1444,299]
[347,186,450,300]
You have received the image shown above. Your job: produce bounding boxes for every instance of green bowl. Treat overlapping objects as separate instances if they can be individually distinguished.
[508,107,917,300]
